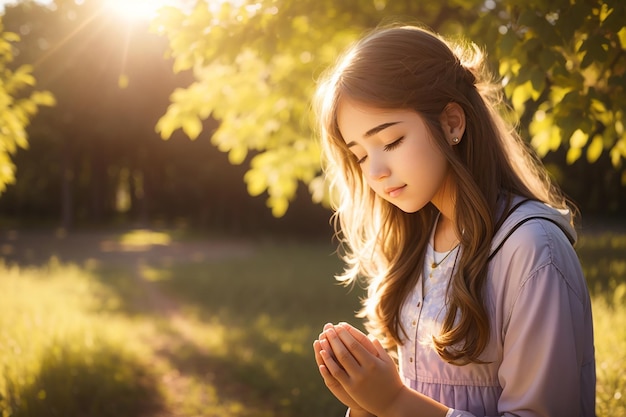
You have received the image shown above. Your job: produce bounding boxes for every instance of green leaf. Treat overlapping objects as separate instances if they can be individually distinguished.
[601,5,626,32]
[557,113,582,146]
[308,176,328,205]
[530,117,561,158]
[181,115,202,140]
[580,35,609,69]
[228,145,248,165]
[569,129,589,149]
[538,49,556,72]
[586,135,604,163]
[559,2,588,41]
[618,27,626,47]
[500,30,518,55]
[535,15,560,45]
[566,147,582,165]
[2,31,20,43]
[268,196,289,218]
[30,91,56,107]
[609,136,626,167]
[518,10,540,28]
[529,69,546,99]
[155,112,178,140]
[244,169,268,197]
[511,80,533,113]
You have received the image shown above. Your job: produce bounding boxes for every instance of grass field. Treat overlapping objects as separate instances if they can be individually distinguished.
[0,227,624,416]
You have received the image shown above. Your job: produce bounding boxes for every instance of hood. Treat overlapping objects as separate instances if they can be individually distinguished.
[489,196,577,260]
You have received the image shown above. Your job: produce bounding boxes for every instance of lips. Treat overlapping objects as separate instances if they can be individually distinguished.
[384,185,406,197]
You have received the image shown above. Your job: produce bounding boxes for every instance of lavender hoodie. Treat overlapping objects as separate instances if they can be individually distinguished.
[396,197,596,417]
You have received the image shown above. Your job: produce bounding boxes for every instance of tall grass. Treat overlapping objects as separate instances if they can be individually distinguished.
[0,258,163,417]
[577,231,626,415]
[593,285,626,415]
[0,231,624,416]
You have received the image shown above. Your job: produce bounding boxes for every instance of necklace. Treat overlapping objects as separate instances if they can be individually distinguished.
[429,244,459,278]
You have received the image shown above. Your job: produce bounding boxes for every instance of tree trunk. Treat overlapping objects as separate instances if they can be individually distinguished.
[60,137,73,230]
[90,149,105,223]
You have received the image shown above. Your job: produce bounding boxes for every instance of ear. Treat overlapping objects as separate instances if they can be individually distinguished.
[439,102,466,145]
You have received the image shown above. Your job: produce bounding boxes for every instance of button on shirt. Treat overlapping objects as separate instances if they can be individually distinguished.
[399,243,461,379]
[398,237,502,417]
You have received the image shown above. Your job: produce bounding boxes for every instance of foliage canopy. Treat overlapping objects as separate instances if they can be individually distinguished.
[154,0,625,217]
[0,18,55,194]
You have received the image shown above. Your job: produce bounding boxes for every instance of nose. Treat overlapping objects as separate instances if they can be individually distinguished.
[367,155,390,181]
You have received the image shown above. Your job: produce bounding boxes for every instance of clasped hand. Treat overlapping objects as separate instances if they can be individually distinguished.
[313,322,406,417]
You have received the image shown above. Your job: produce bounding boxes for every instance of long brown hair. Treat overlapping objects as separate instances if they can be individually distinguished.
[314,25,570,364]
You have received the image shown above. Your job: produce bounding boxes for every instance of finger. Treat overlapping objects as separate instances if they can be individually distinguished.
[315,339,347,387]
[372,337,394,365]
[313,340,325,367]
[324,326,361,371]
[339,322,379,356]
[319,338,340,363]
[319,346,349,381]
[316,339,342,371]
[318,363,345,393]
[334,324,380,367]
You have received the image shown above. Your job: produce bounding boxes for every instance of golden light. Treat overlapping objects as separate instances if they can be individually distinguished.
[104,0,171,21]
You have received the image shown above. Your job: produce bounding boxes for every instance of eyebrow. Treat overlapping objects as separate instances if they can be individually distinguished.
[346,121,401,148]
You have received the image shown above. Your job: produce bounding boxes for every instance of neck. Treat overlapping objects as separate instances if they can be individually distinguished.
[433,213,459,252]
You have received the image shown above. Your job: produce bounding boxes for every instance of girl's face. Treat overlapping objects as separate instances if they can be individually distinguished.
[336,99,454,213]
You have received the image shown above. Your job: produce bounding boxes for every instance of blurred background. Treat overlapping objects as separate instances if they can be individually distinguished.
[0,0,624,416]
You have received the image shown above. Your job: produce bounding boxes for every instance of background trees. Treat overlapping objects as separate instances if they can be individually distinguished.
[0,15,53,195]
[0,0,624,232]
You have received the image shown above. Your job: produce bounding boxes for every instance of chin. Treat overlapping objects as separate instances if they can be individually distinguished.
[391,201,424,214]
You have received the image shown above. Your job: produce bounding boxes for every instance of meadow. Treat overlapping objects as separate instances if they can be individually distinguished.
[0,226,624,416]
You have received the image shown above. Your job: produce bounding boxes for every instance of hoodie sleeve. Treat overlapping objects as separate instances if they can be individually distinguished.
[447,263,593,417]
[498,260,590,416]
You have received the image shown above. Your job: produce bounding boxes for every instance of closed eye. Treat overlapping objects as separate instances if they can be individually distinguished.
[384,136,405,151]
[354,136,404,164]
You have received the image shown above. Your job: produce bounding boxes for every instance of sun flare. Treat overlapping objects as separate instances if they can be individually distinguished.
[104,0,172,21]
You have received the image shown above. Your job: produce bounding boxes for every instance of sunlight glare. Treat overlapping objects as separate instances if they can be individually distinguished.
[105,0,170,21]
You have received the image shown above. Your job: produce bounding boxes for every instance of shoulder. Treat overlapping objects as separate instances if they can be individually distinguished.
[487,198,587,306]
[490,218,571,285]
[489,197,577,268]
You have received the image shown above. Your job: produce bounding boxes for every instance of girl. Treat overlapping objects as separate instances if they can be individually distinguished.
[312,25,596,417]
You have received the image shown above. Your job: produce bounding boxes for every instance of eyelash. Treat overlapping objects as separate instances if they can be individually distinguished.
[356,136,405,165]
[384,136,405,151]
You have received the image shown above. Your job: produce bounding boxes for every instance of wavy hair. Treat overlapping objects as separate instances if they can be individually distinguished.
[314,25,570,364]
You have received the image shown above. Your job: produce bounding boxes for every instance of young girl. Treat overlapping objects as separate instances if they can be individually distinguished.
[312,25,596,417]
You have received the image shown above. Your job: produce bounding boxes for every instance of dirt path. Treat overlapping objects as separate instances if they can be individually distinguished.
[0,228,255,267]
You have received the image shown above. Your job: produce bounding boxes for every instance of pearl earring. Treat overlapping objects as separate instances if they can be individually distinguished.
[452,137,460,144]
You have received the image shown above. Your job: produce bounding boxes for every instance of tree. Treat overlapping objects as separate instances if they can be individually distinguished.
[2,0,330,233]
[154,0,626,216]
[153,0,356,217]
[0,17,54,195]
[2,0,206,228]
[492,0,626,203]
[152,0,489,216]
